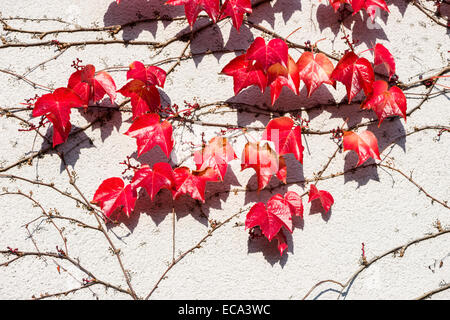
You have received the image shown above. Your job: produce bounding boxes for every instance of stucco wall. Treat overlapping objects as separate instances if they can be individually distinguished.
[0,0,449,300]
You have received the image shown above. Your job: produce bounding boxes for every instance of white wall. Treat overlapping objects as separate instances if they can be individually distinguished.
[0,0,449,300]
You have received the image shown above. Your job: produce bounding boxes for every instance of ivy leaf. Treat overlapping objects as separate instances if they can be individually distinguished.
[351,0,389,22]
[131,163,175,201]
[173,167,220,202]
[118,79,161,120]
[246,37,289,71]
[267,55,300,104]
[331,51,374,103]
[68,64,116,106]
[221,54,267,95]
[193,136,237,181]
[308,184,334,213]
[45,113,72,147]
[245,202,286,241]
[91,177,137,218]
[166,0,220,27]
[274,231,288,256]
[124,113,174,158]
[297,51,335,97]
[32,87,83,146]
[221,0,252,31]
[262,117,304,164]
[127,61,167,88]
[241,142,287,191]
[284,191,304,218]
[329,0,351,11]
[361,80,407,126]
[373,43,396,80]
[245,191,301,241]
[343,130,381,166]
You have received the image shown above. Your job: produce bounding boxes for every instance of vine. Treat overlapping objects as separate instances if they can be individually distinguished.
[0,0,449,300]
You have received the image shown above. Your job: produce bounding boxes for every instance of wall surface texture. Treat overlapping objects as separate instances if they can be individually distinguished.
[0,0,449,300]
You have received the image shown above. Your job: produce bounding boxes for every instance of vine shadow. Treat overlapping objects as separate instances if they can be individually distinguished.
[103,0,184,41]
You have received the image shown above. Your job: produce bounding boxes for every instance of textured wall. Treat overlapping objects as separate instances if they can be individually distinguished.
[0,0,449,300]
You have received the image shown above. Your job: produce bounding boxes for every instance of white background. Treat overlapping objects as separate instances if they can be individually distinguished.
[0,0,449,299]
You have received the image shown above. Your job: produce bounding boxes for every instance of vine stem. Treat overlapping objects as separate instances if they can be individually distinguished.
[302,228,450,300]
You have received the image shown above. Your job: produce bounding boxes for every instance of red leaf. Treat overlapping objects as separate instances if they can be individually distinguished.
[193,136,237,181]
[361,80,407,126]
[284,191,304,218]
[373,43,396,80]
[173,167,220,202]
[241,142,287,191]
[220,0,252,31]
[118,79,161,119]
[245,191,301,241]
[262,117,304,163]
[331,51,374,103]
[343,130,381,166]
[127,61,167,88]
[68,65,116,106]
[92,177,137,218]
[221,54,267,95]
[246,37,289,71]
[245,203,285,241]
[166,0,220,27]
[32,87,83,146]
[267,55,300,104]
[274,231,288,256]
[124,113,174,158]
[46,113,72,147]
[308,184,334,213]
[131,162,175,201]
[297,51,335,97]
[329,0,351,11]
[352,0,389,22]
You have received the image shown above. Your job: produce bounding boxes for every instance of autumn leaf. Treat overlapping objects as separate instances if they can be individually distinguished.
[131,163,175,201]
[329,0,351,11]
[91,177,137,218]
[274,231,288,256]
[124,113,174,158]
[118,79,161,120]
[166,0,220,27]
[284,191,304,218]
[32,87,84,147]
[245,191,302,242]
[45,113,72,147]
[193,136,237,181]
[343,130,381,166]
[351,0,389,22]
[373,43,396,80]
[262,117,304,164]
[267,55,300,104]
[127,61,167,88]
[361,80,407,126]
[331,51,374,103]
[220,0,252,31]
[245,203,287,242]
[308,184,334,213]
[221,54,267,95]
[173,167,220,202]
[68,64,116,106]
[246,37,289,71]
[297,51,335,97]
[241,142,287,191]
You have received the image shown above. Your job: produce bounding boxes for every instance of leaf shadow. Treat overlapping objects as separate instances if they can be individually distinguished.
[103,0,184,41]
[309,199,332,222]
[247,230,291,267]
